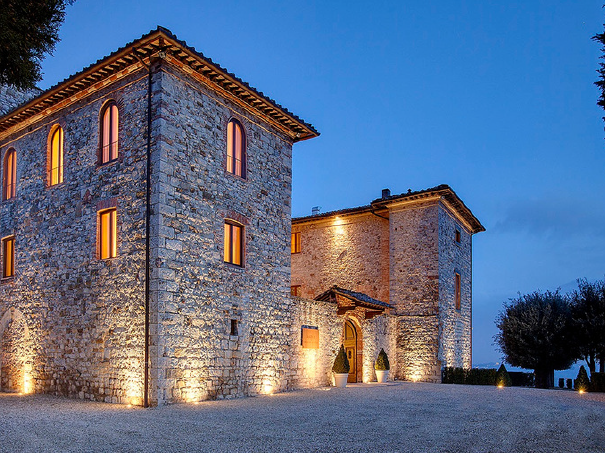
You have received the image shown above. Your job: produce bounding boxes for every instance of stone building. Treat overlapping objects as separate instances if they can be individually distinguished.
[0,27,483,406]
[291,186,484,382]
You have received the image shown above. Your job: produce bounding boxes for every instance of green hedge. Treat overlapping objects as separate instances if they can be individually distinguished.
[590,372,605,393]
[442,367,496,385]
[509,371,534,387]
[442,367,534,387]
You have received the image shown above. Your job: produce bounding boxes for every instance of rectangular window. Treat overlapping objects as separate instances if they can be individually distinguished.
[291,232,301,254]
[455,273,461,310]
[291,285,301,297]
[99,208,117,259]
[230,319,238,336]
[2,236,14,278]
[224,221,243,266]
[455,229,461,243]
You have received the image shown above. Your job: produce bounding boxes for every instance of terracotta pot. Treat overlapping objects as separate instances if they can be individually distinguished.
[333,373,348,388]
[376,369,389,383]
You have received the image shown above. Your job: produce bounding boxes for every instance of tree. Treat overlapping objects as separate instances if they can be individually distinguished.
[571,279,605,374]
[0,0,73,90]
[495,290,576,389]
[595,14,605,125]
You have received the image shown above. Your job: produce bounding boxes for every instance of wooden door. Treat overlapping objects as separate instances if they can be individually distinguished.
[343,320,357,383]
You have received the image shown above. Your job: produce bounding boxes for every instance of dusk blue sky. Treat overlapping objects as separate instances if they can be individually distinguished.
[37,1,605,366]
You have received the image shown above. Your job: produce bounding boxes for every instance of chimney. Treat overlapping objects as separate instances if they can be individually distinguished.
[381,188,391,199]
[311,206,321,215]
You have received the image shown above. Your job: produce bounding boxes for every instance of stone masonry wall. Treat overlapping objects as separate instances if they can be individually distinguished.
[0,70,149,404]
[0,85,41,116]
[150,63,294,403]
[438,203,472,368]
[388,202,441,381]
[291,212,389,302]
[287,296,396,387]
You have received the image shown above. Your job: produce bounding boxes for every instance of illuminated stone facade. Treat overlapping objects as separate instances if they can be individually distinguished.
[291,187,484,383]
[0,28,320,405]
[0,28,482,405]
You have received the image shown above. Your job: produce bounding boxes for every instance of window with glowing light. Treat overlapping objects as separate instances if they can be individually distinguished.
[226,119,246,178]
[49,126,64,186]
[98,208,117,259]
[455,272,461,310]
[100,102,119,164]
[3,148,16,200]
[291,285,301,297]
[291,232,301,254]
[224,221,244,266]
[2,236,14,278]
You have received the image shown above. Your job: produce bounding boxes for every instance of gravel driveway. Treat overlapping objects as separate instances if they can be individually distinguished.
[1,382,604,453]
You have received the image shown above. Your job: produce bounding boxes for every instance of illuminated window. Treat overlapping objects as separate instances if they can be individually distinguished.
[100,102,119,164]
[455,273,461,310]
[226,119,246,178]
[2,236,14,278]
[291,232,301,254]
[3,148,16,200]
[455,229,461,243]
[224,221,244,266]
[49,126,64,186]
[291,285,301,297]
[98,208,117,259]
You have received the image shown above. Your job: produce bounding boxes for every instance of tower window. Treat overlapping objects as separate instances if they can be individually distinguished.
[98,208,117,259]
[100,102,119,164]
[226,119,246,178]
[291,232,301,254]
[455,273,461,310]
[3,148,16,200]
[2,236,14,278]
[224,221,244,266]
[49,126,64,186]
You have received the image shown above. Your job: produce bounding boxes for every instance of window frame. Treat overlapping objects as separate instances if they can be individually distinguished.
[455,272,461,310]
[291,232,301,254]
[99,102,119,165]
[223,220,244,267]
[3,148,16,201]
[48,126,64,186]
[98,208,117,260]
[455,229,461,244]
[291,285,302,297]
[2,235,15,279]
[226,118,247,179]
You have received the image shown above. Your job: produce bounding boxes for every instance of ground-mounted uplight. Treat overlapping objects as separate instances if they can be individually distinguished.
[578,389,585,394]
[497,384,504,389]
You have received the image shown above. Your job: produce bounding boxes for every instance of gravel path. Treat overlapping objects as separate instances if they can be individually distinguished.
[1,382,604,453]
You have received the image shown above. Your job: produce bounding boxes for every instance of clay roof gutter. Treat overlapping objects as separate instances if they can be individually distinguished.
[0,27,319,142]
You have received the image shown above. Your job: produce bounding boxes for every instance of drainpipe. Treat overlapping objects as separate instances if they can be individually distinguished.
[133,48,152,408]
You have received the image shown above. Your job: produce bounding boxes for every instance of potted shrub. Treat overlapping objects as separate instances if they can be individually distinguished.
[375,348,390,383]
[332,344,350,388]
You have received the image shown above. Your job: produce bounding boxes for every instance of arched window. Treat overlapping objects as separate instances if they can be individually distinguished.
[100,102,119,164]
[226,119,246,178]
[49,126,64,186]
[3,148,16,200]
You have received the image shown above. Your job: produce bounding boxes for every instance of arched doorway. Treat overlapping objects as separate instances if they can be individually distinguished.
[0,309,32,393]
[343,319,361,383]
